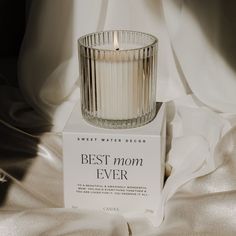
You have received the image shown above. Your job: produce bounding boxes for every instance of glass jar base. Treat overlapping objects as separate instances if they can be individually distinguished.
[82,108,157,129]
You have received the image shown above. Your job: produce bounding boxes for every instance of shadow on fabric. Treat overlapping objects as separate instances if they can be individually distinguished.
[0,86,52,206]
[173,0,236,74]
[0,0,76,206]
[18,0,76,126]
[0,0,52,206]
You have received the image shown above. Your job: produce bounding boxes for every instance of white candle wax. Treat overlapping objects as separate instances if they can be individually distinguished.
[94,47,142,120]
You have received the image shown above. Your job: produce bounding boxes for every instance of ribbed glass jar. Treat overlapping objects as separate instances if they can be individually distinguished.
[78,30,158,129]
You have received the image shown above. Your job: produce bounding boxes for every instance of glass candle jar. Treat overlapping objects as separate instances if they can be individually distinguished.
[78,30,158,129]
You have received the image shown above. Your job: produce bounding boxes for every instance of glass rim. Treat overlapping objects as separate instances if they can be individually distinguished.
[78,30,158,52]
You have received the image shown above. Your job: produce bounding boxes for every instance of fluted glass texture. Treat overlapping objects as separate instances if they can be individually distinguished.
[78,30,158,129]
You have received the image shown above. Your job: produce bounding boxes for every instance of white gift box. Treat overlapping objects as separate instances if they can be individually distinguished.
[63,102,166,215]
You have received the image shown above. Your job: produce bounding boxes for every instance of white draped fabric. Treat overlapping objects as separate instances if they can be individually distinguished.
[18,0,236,130]
[1,0,236,235]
